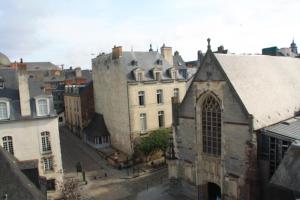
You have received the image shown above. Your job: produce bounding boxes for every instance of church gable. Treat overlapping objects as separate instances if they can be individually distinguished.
[179,50,249,123]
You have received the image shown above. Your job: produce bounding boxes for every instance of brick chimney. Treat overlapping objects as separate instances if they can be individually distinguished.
[160,44,173,65]
[112,46,122,59]
[17,58,31,117]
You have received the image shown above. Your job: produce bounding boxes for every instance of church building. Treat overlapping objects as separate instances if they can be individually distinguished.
[168,39,300,200]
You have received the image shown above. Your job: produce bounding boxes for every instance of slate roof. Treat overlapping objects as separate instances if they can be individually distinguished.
[63,69,92,81]
[94,51,186,82]
[0,68,56,121]
[214,53,300,130]
[270,141,300,193]
[24,62,60,71]
[84,113,110,137]
[0,147,46,200]
[264,117,300,140]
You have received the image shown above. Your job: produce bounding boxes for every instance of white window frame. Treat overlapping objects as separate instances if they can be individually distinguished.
[41,131,51,153]
[155,71,161,81]
[2,136,14,155]
[158,111,165,128]
[43,157,54,171]
[0,100,10,120]
[137,72,143,81]
[36,97,50,116]
[138,91,145,106]
[134,69,144,82]
[156,89,163,104]
[172,70,177,79]
[140,113,147,133]
[174,88,179,99]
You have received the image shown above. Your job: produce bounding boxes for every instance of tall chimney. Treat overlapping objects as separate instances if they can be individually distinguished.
[112,46,122,59]
[17,60,31,117]
[160,44,173,65]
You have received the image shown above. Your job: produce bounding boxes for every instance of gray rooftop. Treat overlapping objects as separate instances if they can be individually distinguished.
[0,147,46,200]
[24,62,60,71]
[0,68,56,121]
[94,51,186,82]
[215,53,300,130]
[264,117,300,140]
[84,113,110,137]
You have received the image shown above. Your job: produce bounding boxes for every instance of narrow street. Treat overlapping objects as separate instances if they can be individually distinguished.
[59,127,190,200]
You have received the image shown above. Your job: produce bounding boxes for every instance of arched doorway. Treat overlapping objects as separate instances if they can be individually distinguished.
[208,182,221,200]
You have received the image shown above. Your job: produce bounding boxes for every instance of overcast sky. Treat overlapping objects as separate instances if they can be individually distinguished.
[0,0,299,68]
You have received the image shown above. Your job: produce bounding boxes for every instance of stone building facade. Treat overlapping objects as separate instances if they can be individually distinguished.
[92,45,187,155]
[0,60,63,197]
[64,82,94,138]
[168,40,300,200]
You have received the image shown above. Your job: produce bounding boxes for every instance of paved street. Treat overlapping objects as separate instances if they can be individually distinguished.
[59,127,190,200]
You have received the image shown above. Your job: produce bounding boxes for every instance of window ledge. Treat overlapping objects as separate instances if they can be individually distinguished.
[41,150,52,155]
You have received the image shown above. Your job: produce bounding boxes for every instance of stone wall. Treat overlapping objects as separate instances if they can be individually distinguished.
[92,56,132,155]
[128,81,186,138]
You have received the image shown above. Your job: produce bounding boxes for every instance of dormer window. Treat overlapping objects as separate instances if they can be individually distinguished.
[156,59,163,65]
[36,98,49,116]
[155,72,161,81]
[168,68,178,79]
[131,60,138,66]
[133,68,144,82]
[172,70,177,79]
[137,72,143,81]
[0,101,9,120]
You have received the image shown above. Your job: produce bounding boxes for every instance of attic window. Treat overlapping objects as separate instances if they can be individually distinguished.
[155,72,161,81]
[156,59,163,65]
[131,60,138,66]
[137,72,143,81]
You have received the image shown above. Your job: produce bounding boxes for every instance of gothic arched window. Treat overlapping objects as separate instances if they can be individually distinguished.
[202,95,221,156]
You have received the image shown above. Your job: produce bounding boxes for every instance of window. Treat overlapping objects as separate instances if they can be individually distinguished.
[174,88,179,99]
[172,71,177,79]
[202,95,221,156]
[156,89,163,104]
[0,101,9,120]
[0,81,4,89]
[95,137,101,144]
[2,136,14,155]
[38,99,48,116]
[155,72,161,81]
[137,72,143,81]
[158,111,165,128]
[44,157,53,171]
[140,113,147,133]
[138,91,145,106]
[41,132,51,153]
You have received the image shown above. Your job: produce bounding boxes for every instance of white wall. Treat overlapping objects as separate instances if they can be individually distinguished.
[0,117,63,182]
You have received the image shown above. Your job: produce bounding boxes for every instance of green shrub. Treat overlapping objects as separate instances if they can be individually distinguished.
[136,128,171,158]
